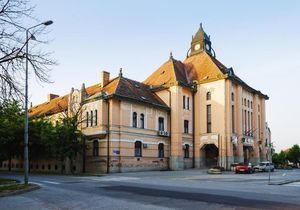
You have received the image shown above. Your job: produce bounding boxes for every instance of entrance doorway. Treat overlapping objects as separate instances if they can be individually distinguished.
[203,144,219,167]
[243,146,253,164]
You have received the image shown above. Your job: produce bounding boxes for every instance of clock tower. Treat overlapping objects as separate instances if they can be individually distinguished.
[189,23,215,57]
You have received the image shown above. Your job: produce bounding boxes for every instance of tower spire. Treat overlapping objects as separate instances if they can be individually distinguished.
[119,68,123,78]
[169,51,173,59]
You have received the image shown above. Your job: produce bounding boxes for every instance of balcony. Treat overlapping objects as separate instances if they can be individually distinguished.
[158,130,169,137]
[242,137,254,147]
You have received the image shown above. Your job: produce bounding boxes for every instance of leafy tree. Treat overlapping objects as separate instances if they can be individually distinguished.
[0,99,85,173]
[286,144,300,165]
[0,100,23,170]
[28,118,55,161]
[272,150,286,167]
[0,0,55,101]
[52,112,85,174]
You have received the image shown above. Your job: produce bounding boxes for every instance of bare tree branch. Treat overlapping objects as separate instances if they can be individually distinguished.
[0,0,56,101]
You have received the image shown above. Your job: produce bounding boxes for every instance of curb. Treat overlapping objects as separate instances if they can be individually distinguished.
[269,179,300,185]
[0,184,40,197]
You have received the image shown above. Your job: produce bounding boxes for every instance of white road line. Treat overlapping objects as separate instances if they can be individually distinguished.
[88,177,140,182]
[42,180,60,185]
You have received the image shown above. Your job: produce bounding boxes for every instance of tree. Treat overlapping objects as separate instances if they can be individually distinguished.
[286,144,300,166]
[0,100,23,170]
[52,111,85,174]
[28,118,55,161]
[0,0,55,101]
[272,150,286,167]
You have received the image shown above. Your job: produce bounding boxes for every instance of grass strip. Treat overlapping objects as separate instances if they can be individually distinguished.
[0,178,17,185]
[0,184,32,193]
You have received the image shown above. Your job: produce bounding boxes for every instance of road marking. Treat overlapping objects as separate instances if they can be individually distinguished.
[42,180,60,185]
[89,177,140,182]
[285,182,300,187]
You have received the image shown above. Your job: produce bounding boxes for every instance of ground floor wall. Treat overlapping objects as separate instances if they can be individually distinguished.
[0,157,83,174]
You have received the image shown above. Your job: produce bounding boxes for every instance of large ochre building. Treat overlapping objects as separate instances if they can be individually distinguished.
[0,25,271,173]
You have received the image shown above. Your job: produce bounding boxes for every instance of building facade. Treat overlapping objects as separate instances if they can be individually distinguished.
[0,25,270,173]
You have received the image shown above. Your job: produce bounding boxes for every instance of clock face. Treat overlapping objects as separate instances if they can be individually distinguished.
[205,43,210,51]
[194,43,201,51]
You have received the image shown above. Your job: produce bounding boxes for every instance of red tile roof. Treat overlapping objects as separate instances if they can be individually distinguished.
[29,75,169,118]
[143,57,189,87]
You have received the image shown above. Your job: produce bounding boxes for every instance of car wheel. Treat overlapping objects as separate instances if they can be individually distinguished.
[271,169,274,172]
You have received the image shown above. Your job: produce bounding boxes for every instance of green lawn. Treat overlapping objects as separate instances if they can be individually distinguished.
[0,178,17,185]
[0,183,32,193]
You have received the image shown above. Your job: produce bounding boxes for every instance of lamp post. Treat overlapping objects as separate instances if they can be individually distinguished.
[24,20,53,184]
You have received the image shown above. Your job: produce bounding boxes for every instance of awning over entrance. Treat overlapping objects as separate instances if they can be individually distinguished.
[83,130,107,139]
[200,133,219,149]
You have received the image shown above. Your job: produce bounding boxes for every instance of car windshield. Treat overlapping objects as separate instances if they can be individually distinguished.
[259,163,266,166]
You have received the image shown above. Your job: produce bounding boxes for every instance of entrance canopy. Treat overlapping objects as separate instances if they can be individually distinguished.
[200,133,219,149]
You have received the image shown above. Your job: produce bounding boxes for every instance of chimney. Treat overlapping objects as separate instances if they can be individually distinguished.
[48,93,59,101]
[100,71,110,87]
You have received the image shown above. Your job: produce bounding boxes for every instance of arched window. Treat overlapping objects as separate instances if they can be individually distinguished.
[95,109,98,126]
[244,99,246,106]
[184,144,189,158]
[206,92,211,101]
[135,141,142,157]
[93,140,99,156]
[90,110,93,126]
[158,143,164,158]
[86,111,89,127]
[231,92,234,101]
[132,112,137,128]
[140,114,144,129]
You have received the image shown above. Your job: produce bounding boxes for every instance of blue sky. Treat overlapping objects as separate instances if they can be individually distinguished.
[28,0,300,151]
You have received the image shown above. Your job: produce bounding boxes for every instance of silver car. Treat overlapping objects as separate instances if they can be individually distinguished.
[254,162,275,172]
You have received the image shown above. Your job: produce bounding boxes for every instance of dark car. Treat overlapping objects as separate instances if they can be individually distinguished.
[235,163,254,174]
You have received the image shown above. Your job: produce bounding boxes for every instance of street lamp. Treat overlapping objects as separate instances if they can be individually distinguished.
[24,20,53,184]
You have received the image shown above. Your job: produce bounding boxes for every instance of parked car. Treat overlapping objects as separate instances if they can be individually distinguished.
[235,163,254,174]
[207,166,222,174]
[254,162,274,172]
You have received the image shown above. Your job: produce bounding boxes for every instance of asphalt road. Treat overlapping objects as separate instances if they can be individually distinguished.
[0,169,300,210]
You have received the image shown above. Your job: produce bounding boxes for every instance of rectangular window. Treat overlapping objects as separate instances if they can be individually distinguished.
[242,109,244,133]
[207,105,211,133]
[183,96,186,109]
[187,97,190,110]
[258,115,261,139]
[248,111,250,134]
[184,120,189,134]
[95,110,98,126]
[232,105,235,133]
[251,112,253,133]
[244,110,247,134]
[86,112,89,127]
[90,110,93,127]
[158,117,164,131]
